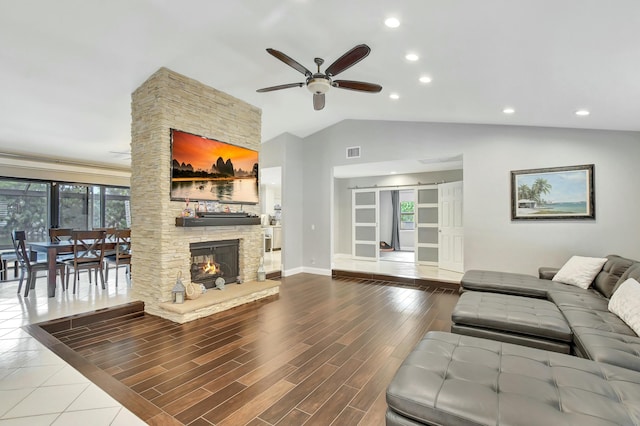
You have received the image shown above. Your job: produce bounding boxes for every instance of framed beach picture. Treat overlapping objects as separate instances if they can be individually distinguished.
[511,164,595,220]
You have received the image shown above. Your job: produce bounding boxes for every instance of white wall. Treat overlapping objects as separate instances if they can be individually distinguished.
[280,120,640,275]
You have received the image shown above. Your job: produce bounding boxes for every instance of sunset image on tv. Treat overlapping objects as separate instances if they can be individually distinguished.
[170,129,259,204]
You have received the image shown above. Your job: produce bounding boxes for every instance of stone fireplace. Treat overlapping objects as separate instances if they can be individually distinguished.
[130,67,267,323]
[190,239,239,288]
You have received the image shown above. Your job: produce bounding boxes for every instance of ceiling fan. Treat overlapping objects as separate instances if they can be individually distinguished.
[257,44,382,111]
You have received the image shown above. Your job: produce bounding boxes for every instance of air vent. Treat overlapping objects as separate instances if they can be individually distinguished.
[346,146,361,159]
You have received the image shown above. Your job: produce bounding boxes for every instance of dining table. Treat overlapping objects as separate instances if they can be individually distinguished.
[30,239,117,298]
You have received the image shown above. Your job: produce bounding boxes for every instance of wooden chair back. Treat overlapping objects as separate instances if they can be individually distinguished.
[49,228,73,243]
[93,227,116,239]
[11,230,31,268]
[71,230,106,266]
[113,229,131,264]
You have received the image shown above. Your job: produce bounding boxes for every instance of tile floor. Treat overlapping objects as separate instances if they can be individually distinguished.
[0,268,146,425]
[333,253,464,284]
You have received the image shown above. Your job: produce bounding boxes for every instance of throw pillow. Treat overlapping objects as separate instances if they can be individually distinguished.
[552,255,608,289]
[608,278,640,336]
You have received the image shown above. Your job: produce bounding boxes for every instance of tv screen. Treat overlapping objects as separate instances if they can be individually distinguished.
[170,129,259,204]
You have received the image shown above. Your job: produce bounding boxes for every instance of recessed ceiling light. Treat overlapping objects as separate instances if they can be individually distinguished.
[405,53,419,62]
[384,17,400,28]
[503,107,515,114]
[575,109,590,116]
[389,93,400,100]
[419,76,432,84]
[390,171,397,174]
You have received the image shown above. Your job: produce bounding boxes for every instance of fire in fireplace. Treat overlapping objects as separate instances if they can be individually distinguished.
[190,239,239,288]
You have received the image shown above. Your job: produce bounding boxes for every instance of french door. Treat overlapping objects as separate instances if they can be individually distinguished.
[438,181,464,272]
[352,189,379,261]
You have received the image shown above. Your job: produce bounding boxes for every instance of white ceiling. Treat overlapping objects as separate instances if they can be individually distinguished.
[1,0,639,169]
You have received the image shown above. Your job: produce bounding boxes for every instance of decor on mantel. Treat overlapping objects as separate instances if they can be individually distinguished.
[172,272,186,304]
[511,164,595,220]
[185,281,204,300]
[215,277,225,290]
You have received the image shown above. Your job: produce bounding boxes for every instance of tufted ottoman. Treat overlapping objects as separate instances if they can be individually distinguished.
[451,291,572,353]
[386,331,640,426]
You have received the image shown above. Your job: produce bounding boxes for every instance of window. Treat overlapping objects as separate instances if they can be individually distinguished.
[400,200,415,230]
[0,179,50,248]
[105,187,130,228]
[0,177,130,248]
[59,184,88,230]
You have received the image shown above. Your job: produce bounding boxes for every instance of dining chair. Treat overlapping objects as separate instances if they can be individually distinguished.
[63,230,106,294]
[49,228,74,243]
[94,227,117,257]
[104,229,131,287]
[49,227,74,282]
[11,230,65,296]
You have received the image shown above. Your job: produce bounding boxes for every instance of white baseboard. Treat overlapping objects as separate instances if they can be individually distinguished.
[283,267,332,277]
[282,267,303,277]
[283,266,333,277]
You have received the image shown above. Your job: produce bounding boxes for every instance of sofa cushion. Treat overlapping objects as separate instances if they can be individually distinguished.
[572,327,640,373]
[386,331,640,426]
[614,262,640,293]
[461,270,584,298]
[593,255,636,298]
[547,289,610,312]
[452,292,572,342]
[608,278,640,336]
[559,306,636,336]
[552,255,607,289]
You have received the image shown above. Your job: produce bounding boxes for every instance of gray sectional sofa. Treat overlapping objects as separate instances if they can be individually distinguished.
[386,255,640,425]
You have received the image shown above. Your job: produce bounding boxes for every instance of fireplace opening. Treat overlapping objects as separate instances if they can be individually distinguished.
[190,239,239,288]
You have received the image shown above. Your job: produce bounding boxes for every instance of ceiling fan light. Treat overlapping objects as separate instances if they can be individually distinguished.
[307,78,331,94]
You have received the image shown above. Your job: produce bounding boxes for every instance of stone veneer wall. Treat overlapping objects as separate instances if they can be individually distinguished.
[130,67,262,321]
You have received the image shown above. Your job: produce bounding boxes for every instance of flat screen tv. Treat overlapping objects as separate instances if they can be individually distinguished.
[170,129,259,204]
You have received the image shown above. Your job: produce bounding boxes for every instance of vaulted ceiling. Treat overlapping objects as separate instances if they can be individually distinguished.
[1,0,639,168]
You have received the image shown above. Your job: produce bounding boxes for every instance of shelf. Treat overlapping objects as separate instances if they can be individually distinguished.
[175,216,261,227]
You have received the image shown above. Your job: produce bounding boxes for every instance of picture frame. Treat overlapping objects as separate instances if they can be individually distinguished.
[511,164,595,220]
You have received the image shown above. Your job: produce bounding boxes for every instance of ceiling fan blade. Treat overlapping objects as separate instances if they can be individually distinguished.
[325,44,371,77]
[332,80,382,93]
[313,93,325,110]
[256,82,304,93]
[266,48,312,76]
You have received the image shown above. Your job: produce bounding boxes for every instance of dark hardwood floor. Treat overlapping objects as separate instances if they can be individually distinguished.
[38,273,459,425]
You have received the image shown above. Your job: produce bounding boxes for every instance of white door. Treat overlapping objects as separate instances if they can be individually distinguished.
[352,189,379,261]
[438,181,464,272]
[415,186,438,266]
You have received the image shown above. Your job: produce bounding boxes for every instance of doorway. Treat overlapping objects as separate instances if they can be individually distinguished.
[259,167,282,274]
[379,189,416,264]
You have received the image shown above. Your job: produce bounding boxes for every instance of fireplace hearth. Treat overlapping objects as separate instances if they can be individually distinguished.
[190,239,239,288]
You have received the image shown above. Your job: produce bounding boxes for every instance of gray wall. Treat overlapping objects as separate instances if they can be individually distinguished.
[264,119,640,276]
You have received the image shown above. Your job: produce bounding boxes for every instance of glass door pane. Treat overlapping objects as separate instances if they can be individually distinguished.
[0,179,50,247]
[59,184,89,230]
[105,187,130,228]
